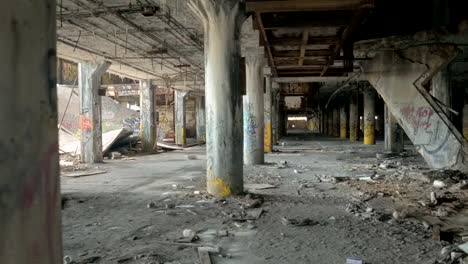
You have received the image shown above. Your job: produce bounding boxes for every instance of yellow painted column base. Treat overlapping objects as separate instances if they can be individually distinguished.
[340,127,347,139]
[364,126,375,145]
[264,123,272,153]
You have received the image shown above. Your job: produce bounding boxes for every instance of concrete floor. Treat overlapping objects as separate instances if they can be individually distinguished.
[61,133,445,264]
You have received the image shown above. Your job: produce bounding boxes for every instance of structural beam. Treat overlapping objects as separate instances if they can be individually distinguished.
[255,12,277,77]
[363,45,468,170]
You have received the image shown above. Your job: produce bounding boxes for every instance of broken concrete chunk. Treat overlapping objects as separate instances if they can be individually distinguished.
[147,202,157,209]
[346,257,363,264]
[458,242,468,254]
[111,152,122,159]
[281,216,318,227]
[187,155,197,160]
[63,255,73,264]
[451,252,464,261]
[183,229,197,238]
[433,180,447,189]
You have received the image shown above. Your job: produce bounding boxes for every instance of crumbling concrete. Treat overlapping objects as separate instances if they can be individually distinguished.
[140,80,157,152]
[363,45,468,171]
[174,90,188,146]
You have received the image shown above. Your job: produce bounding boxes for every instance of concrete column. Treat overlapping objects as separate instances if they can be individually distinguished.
[264,74,273,153]
[243,54,265,164]
[0,0,62,262]
[79,61,111,163]
[340,105,347,139]
[464,102,468,140]
[188,0,245,196]
[384,105,404,153]
[174,90,188,146]
[328,111,333,135]
[140,80,157,152]
[363,86,376,145]
[349,89,359,142]
[196,96,206,142]
[363,46,468,170]
[333,107,340,137]
[272,82,280,145]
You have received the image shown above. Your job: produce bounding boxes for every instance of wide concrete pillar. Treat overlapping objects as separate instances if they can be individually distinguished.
[243,54,265,164]
[333,107,340,137]
[175,90,188,146]
[196,96,206,142]
[140,80,157,152]
[340,105,347,139]
[363,86,376,145]
[0,0,62,262]
[272,82,280,145]
[363,45,468,171]
[264,74,273,153]
[349,89,359,142]
[188,0,245,196]
[79,61,111,163]
[384,105,404,153]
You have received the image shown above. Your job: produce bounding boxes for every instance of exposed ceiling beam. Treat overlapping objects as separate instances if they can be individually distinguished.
[246,0,374,13]
[261,12,352,30]
[273,50,332,57]
[298,30,309,66]
[273,76,363,83]
[321,5,373,76]
[268,36,338,46]
[255,12,278,77]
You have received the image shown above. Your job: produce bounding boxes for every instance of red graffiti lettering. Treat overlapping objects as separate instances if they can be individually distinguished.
[400,106,434,130]
[79,115,93,131]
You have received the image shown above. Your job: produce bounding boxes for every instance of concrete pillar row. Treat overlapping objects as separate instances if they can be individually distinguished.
[0,0,63,262]
[243,53,265,165]
[340,104,347,139]
[79,61,111,163]
[188,0,245,196]
[384,105,404,153]
[196,96,206,142]
[349,89,359,142]
[140,80,157,152]
[264,73,273,153]
[174,90,188,146]
[363,86,376,145]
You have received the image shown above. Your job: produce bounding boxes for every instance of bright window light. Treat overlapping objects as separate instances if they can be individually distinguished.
[288,117,307,121]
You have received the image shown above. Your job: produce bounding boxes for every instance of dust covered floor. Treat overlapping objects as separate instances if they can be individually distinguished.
[61,133,468,264]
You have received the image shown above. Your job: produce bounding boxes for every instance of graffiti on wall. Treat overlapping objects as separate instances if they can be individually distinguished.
[400,106,434,131]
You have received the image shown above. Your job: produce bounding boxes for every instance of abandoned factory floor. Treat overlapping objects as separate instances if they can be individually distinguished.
[61,134,468,264]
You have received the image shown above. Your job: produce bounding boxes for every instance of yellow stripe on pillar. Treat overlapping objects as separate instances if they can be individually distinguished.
[264,122,272,152]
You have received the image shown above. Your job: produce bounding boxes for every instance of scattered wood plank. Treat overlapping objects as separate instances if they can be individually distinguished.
[245,183,278,191]
[61,170,107,178]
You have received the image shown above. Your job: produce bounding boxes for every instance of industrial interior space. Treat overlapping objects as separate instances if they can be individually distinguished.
[3,0,468,263]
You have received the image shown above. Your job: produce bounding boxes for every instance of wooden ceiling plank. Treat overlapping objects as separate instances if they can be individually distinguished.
[298,30,309,66]
[246,0,374,13]
[255,12,278,77]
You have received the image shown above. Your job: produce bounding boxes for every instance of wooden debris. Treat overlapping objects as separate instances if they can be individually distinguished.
[61,170,107,178]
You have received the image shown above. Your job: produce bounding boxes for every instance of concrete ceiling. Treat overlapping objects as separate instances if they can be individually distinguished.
[57,0,205,85]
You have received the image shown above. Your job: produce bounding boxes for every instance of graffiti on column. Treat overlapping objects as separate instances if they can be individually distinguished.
[400,106,434,134]
[79,115,93,131]
[245,103,257,136]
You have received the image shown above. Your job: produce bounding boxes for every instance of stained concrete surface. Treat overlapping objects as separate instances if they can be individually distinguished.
[62,133,455,264]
